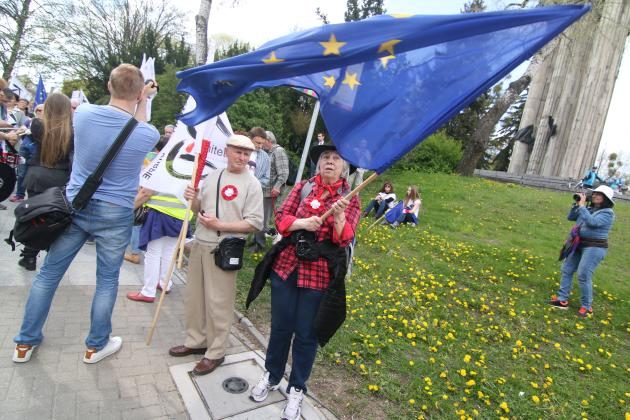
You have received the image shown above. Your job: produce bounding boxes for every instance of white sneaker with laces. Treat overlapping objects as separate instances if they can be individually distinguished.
[83,336,122,364]
[13,344,37,363]
[281,387,304,420]
[250,371,280,402]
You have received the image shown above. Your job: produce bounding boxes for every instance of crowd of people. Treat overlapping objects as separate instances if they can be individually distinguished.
[4,63,613,420]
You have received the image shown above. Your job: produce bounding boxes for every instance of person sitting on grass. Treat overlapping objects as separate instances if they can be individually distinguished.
[548,185,615,317]
[391,185,421,227]
[362,181,396,219]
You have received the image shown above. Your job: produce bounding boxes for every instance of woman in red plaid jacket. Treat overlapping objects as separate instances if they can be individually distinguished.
[249,144,361,420]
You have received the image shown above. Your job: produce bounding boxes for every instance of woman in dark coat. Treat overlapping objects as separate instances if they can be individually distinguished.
[18,93,73,271]
[248,144,361,420]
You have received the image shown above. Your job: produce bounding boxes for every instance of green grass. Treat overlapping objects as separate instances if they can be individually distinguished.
[236,171,630,419]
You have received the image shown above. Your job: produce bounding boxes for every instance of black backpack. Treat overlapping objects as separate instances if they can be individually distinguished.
[5,186,73,251]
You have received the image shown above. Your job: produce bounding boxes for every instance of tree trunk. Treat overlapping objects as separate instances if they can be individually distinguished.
[195,0,212,66]
[456,73,532,176]
[456,37,560,176]
[2,0,32,80]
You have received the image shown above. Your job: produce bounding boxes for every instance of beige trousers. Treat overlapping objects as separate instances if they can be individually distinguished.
[184,241,237,359]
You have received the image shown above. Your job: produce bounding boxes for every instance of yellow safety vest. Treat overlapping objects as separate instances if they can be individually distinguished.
[145,194,192,221]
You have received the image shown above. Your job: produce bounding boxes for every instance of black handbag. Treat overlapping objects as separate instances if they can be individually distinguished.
[212,170,246,271]
[5,118,138,251]
[133,206,149,226]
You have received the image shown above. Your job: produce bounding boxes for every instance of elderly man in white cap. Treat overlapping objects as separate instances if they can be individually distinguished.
[169,134,264,375]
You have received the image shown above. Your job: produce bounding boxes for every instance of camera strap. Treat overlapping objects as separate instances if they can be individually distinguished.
[215,169,225,237]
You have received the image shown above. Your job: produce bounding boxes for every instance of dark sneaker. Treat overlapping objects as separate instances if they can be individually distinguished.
[577,307,593,317]
[18,257,36,271]
[548,295,568,309]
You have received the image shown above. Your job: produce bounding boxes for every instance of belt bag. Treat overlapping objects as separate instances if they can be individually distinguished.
[213,237,246,271]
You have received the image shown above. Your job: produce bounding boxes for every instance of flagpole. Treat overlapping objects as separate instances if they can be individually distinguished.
[295,100,320,183]
[320,172,379,220]
[176,152,202,269]
[146,225,187,345]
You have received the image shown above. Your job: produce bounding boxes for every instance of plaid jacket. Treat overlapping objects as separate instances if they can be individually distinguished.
[272,178,361,290]
[262,144,290,197]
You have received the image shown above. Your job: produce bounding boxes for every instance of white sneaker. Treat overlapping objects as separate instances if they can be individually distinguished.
[281,387,304,420]
[83,336,122,364]
[250,371,280,402]
[13,344,37,363]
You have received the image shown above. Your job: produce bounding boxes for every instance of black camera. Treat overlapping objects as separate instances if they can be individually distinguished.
[573,192,592,202]
[293,230,319,261]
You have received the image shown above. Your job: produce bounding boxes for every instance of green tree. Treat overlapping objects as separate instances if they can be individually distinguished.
[150,64,188,131]
[344,0,386,22]
[487,91,526,171]
[52,0,189,102]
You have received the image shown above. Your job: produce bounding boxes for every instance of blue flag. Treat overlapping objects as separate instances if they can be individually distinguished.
[177,5,589,173]
[34,75,47,108]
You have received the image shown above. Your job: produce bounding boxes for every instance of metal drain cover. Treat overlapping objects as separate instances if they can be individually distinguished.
[222,377,249,394]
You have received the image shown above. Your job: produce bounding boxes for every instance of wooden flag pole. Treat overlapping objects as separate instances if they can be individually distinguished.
[319,172,379,220]
[176,152,201,269]
[367,213,387,230]
[146,224,187,345]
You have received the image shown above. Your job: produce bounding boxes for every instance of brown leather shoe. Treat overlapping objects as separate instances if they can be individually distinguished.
[193,357,225,376]
[168,345,207,357]
[124,253,141,264]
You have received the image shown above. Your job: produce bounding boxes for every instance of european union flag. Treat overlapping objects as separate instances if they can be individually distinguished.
[34,75,47,108]
[177,5,589,173]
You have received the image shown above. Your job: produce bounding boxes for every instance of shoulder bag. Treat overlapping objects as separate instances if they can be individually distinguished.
[212,169,246,270]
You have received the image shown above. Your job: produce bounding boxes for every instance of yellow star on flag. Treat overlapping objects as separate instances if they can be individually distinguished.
[323,75,336,88]
[262,51,284,64]
[380,55,395,68]
[342,72,361,90]
[320,34,347,56]
[378,39,401,56]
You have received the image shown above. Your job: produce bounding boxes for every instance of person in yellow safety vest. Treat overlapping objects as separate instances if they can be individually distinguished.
[126,188,192,303]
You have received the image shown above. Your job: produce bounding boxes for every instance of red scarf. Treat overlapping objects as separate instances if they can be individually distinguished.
[313,174,344,200]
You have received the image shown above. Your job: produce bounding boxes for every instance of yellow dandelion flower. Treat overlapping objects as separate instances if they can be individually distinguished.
[532,395,540,404]
[499,401,510,413]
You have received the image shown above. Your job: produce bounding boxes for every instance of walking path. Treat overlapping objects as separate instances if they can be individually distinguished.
[0,200,335,419]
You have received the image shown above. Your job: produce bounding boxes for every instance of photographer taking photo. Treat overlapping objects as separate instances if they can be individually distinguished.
[549,185,616,317]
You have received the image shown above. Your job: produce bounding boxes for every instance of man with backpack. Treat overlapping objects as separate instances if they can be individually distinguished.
[12,64,159,364]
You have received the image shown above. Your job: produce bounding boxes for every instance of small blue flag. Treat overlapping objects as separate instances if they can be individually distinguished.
[34,75,47,108]
[177,5,589,173]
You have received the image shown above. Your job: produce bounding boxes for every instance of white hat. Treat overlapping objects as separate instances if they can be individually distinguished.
[592,185,614,203]
[226,134,255,151]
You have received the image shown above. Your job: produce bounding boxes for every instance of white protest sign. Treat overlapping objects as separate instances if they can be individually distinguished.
[139,105,232,204]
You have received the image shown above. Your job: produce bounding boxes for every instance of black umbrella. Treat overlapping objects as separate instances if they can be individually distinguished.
[0,163,16,202]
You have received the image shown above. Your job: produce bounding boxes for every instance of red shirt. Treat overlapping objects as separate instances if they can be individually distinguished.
[272,177,361,290]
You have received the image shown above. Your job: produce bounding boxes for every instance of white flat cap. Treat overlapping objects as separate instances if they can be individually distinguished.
[226,134,255,150]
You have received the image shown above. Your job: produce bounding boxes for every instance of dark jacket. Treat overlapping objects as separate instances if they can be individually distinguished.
[247,235,349,347]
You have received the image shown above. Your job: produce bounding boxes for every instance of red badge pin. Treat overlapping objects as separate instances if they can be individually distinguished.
[221,185,238,201]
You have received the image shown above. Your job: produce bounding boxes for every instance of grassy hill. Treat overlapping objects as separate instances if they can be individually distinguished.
[237,171,629,419]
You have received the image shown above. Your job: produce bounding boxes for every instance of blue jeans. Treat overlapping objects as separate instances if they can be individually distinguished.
[129,225,141,254]
[15,163,26,197]
[265,271,324,393]
[14,199,133,350]
[557,246,606,310]
[363,199,387,218]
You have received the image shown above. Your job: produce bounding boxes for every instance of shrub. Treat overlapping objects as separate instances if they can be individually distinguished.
[394,131,462,173]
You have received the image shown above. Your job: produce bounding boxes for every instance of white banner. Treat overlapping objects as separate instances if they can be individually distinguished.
[140,54,156,121]
[139,109,233,204]
[71,90,90,104]
[8,77,32,101]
